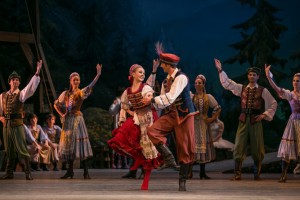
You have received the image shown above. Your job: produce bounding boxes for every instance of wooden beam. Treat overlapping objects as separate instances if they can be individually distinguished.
[38,43,57,100]
[20,43,34,70]
[0,31,35,43]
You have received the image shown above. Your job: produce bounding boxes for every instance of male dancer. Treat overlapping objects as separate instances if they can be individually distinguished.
[214,58,277,180]
[0,60,42,180]
[144,43,197,191]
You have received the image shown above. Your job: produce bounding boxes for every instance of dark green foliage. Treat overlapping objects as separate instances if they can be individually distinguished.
[225,0,288,70]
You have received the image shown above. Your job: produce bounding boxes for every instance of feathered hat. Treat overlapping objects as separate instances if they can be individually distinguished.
[155,42,180,66]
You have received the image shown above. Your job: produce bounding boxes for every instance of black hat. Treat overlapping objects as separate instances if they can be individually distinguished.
[247,67,261,75]
[8,71,21,83]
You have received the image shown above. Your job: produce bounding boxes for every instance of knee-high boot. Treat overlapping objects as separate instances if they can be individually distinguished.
[200,163,210,179]
[140,169,152,190]
[179,164,189,191]
[82,159,91,179]
[19,157,33,180]
[188,164,193,179]
[53,161,59,171]
[1,158,15,179]
[156,143,179,170]
[279,160,289,183]
[231,160,242,181]
[61,160,74,179]
[122,157,144,179]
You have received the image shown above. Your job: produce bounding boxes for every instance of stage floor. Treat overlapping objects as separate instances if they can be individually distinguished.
[0,168,299,200]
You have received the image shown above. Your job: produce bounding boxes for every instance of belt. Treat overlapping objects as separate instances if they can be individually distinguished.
[241,108,261,115]
[4,113,24,120]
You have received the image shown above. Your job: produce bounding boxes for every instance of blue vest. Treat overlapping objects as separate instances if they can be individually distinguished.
[163,71,197,124]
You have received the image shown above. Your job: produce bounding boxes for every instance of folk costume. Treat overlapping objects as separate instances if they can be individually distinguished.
[191,74,221,179]
[43,122,61,171]
[218,67,277,180]
[54,78,94,179]
[26,123,52,171]
[108,64,162,190]
[266,70,300,182]
[148,44,198,191]
[0,71,40,180]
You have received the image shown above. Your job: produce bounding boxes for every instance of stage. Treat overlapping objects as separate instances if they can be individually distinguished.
[0,167,299,200]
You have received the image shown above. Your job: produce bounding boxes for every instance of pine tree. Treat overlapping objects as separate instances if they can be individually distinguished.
[224,0,288,81]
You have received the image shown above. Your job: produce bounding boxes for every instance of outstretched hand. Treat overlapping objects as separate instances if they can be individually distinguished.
[265,64,271,78]
[214,58,222,72]
[96,64,102,75]
[36,60,43,75]
[152,59,160,73]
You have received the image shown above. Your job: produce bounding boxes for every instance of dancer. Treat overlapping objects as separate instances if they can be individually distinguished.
[265,65,300,182]
[26,113,52,171]
[214,58,277,181]
[108,89,130,171]
[144,42,197,191]
[190,74,221,179]
[0,60,42,180]
[54,64,102,179]
[108,60,161,190]
[43,113,61,171]
[210,118,234,152]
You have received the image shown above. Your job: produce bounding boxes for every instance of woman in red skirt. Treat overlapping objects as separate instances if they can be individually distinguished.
[108,60,162,190]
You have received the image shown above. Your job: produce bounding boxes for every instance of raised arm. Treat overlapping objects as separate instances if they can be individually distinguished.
[87,64,102,88]
[265,64,282,95]
[214,58,243,96]
[145,59,160,88]
[19,60,43,102]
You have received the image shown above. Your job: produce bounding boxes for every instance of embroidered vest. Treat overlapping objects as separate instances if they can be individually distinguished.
[193,94,209,119]
[1,91,24,127]
[65,90,84,116]
[127,83,150,111]
[163,71,197,125]
[239,86,264,124]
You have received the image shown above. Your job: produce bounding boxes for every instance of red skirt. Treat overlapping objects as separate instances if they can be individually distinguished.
[107,112,162,169]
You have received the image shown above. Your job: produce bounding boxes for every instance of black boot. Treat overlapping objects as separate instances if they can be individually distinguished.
[41,163,49,171]
[279,160,289,183]
[31,162,41,171]
[21,158,33,180]
[53,161,59,171]
[1,159,15,179]
[231,160,242,181]
[122,170,137,178]
[179,164,189,191]
[188,164,193,179]
[200,163,210,179]
[253,161,262,181]
[156,143,179,170]
[61,160,74,179]
[82,160,91,179]
[138,168,145,179]
[61,161,67,170]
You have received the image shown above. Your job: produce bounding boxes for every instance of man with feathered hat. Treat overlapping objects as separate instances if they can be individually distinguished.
[144,42,197,191]
[0,60,42,180]
[214,58,277,181]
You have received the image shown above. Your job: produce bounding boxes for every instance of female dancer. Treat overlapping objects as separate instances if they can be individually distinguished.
[108,60,162,190]
[190,74,221,179]
[265,65,300,182]
[54,64,102,179]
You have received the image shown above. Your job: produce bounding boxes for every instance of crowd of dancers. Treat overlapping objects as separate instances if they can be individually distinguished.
[1,42,300,192]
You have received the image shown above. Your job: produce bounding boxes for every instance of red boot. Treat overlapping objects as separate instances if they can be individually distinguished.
[141,169,152,190]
